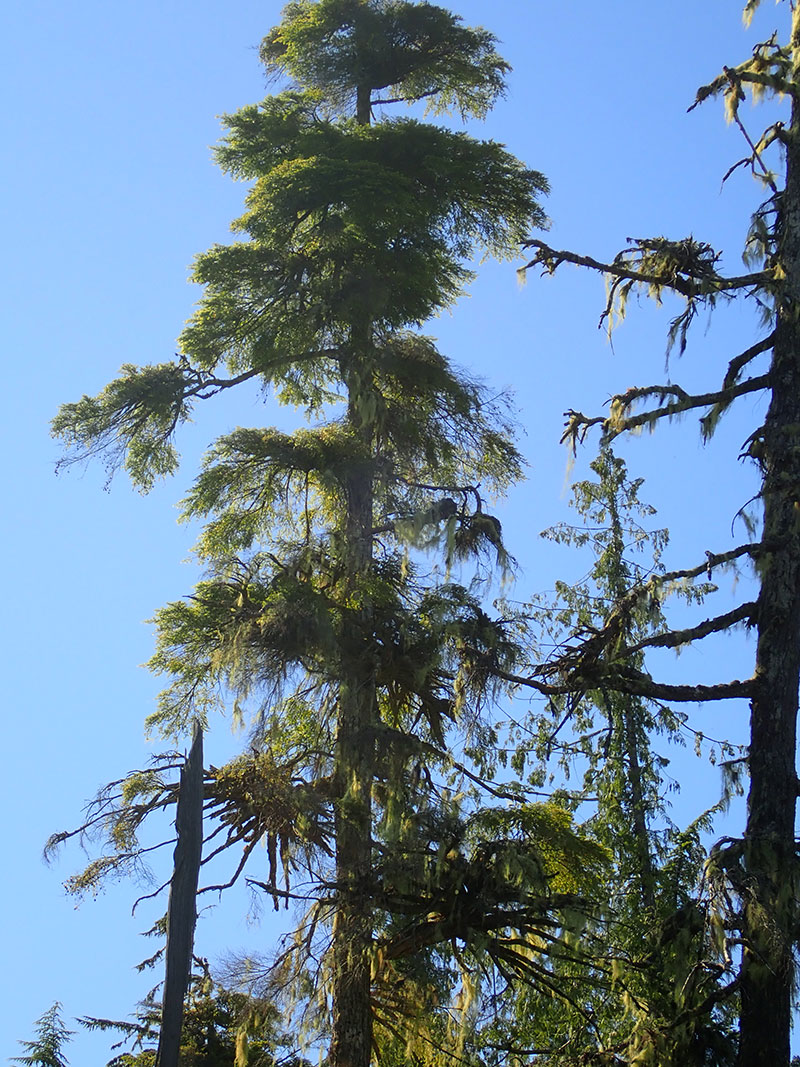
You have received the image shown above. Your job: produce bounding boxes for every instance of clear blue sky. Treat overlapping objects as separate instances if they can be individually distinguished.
[2,0,785,1059]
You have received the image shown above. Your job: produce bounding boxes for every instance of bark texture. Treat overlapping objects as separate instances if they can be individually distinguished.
[737,17,800,1065]
[156,724,204,1067]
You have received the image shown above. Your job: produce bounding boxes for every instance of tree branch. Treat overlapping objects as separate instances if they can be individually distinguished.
[491,664,754,703]
[561,373,771,449]
[626,602,756,656]
[723,333,775,388]
[521,239,771,297]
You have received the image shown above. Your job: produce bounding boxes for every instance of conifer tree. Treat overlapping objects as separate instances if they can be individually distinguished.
[13,1004,74,1067]
[48,3,603,1065]
[487,453,738,1064]
[514,2,800,1063]
[81,973,311,1067]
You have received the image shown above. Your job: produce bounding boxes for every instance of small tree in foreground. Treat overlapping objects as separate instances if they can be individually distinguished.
[13,1004,73,1067]
[81,972,311,1067]
[482,452,738,1065]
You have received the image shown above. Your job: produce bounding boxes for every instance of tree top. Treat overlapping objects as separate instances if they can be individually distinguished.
[260,0,510,119]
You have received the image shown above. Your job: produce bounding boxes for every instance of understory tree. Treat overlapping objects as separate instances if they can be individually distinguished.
[47,2,620,1064]
[514,2,800,1064]
[13,1004,74,1067]
[481,452,739,1065]
[15,980,309,1067]
[81,971,312,1067]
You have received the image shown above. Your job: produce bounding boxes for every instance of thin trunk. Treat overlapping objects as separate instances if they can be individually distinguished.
[737,16,800,1064]
[605,476,657,912]
[619,701,657,912]
[156,723,204,1067]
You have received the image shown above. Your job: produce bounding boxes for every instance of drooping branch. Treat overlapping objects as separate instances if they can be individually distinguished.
[522,239,771,299]
[524,235,774,362]
[379,893,592,961]
[561,372,771,451]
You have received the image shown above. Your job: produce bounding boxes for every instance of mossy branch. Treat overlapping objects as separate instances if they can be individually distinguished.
[560,372,771,451]
[625,601,757,656]
[689,32,795,115]
[490,664,754,703]
[522,239,770,300]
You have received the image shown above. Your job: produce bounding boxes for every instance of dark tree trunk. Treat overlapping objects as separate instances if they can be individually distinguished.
[737,20,800,1065]
[156,723,204,1067]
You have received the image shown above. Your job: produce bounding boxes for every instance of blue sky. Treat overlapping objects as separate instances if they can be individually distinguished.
[2,0,787,1059]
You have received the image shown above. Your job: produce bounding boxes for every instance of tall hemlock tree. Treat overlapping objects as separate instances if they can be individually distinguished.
[515,2,800,1063]
[50,3,567,1065]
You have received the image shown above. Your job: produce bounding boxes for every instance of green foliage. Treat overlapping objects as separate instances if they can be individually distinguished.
[81,976,311,1067]
[487,452,739,1065]
[53,83,544,491]
[13,1004,74,1067]
[51,363,188,490]
[259,0,510,119]
[50,2,556,1063]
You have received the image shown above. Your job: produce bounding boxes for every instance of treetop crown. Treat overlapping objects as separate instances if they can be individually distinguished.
[260,0,510,119]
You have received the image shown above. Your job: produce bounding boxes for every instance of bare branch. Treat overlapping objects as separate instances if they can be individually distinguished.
[491,664,755,703]
[626,602,756,656]
[655,541,764,586]
[723,333,775,389]
[198,836,260,896]
[521,239,771,297]
[561,373,771,450]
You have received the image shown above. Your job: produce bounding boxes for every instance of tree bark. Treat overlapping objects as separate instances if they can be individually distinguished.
[737,16,800,1065]
[156,723,204,1067]
[330,440,376,1067]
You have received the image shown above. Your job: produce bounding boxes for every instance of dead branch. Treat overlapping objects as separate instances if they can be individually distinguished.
[561,373,771,450]
[521,239,770,297]
[626,602,756,656]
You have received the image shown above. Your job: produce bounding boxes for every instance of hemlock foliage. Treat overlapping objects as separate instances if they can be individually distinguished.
[12,1004,74,1067]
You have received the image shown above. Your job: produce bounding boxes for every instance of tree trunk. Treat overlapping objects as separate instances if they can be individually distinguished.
[604,472,657,913]
[327,71,379,1067]
[737,16,800,1064]
[330,450,376,1067]
[156,723,204,1067]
